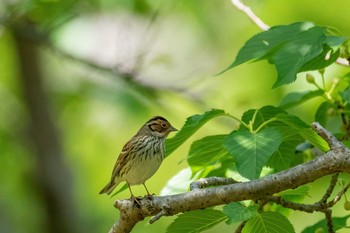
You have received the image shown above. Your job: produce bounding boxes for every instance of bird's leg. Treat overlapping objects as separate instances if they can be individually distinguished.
[143,182,154,199]
[127,182,142,207]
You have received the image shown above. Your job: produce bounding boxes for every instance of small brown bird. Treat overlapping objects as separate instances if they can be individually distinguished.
[99,116,177,200]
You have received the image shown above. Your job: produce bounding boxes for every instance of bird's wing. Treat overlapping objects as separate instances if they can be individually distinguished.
[110,138,133,182]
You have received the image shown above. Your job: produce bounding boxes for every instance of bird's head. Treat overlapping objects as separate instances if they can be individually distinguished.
[142,116,177,138]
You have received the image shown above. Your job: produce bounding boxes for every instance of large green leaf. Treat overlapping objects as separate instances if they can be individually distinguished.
[223,202,258,224]
[187,135,230,174]
[275,114,329,151]
[279,90,324,109]
[166,209,227,233]
[165,109,227,157]
[315,101,333,126]
[272,26,327,87]
[299,44,341,72]
[242,212,295,233]
[225,128,282,180]
[301,214,350,233]
[222,22,315,71]
[268,139,302,172]
[219,21,346,88]
[242,106,329,152]
[340,87,350,103]
[267,125,304,172]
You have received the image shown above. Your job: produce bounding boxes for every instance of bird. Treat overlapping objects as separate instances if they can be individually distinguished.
[99,116,177,201]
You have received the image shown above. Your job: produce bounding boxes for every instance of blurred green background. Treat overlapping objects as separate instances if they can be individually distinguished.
[1,0,350,232]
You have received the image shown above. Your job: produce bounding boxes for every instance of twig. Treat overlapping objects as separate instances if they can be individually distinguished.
[311,122,343,149]
[265,196,317,213]
[327,182,350,207]
[230,0,269,31]
[149,207,170,224]
[235,221,247,233]
[320,173,339,204]
[325,208,335,233]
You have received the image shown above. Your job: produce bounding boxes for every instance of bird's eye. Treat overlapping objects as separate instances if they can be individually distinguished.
[161,123,167,128]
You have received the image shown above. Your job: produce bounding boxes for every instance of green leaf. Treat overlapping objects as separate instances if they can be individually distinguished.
[279,90,324,109]
[299,129,329,152]
[268,138,302,172]
[221,22,315,72]
[267,124,305,171]
[325,35,348,50]
[219,21,345,88]
[315,101,332,126]
[166,209,227,233]
[340,88,350,103]
[301,214,350,233]
[299,45,340,72]
[272,26,326,88]
[223,203,258,224]
[275,114,309,128]
[225,128,282,179]
[165,109,227,157]
[243,212,295,233]
[242,105,286,129]
[243,106,329,152]
[187,135,230,174]
[275,114,329,151]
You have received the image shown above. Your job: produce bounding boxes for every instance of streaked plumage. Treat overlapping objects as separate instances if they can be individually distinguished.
[99,116,177,198]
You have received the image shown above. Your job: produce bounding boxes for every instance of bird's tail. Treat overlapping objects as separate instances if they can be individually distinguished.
[99,181,119,195]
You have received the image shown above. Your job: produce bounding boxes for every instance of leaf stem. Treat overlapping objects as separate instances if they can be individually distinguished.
[249,109,259,133]
[225,113,250,129]
[254,118,277,133]
[321,71,326,90]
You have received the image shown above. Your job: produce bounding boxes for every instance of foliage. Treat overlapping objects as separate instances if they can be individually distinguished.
[165,21,350,232]
[221,22,346,88]
[2,0,350,233]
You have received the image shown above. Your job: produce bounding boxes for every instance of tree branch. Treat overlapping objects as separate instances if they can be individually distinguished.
[230,0,270,31]
[109,122,350,233]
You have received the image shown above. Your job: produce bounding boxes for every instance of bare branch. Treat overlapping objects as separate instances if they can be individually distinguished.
[265,196,317,213]
[320,173,339,204]
[109,122,350,233]
[311,122,343,149]
[230,0,270,31]
[325,208,335,233]
[327,182,350,207]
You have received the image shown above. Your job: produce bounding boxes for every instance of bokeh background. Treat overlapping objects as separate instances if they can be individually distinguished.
[1,0,350,232]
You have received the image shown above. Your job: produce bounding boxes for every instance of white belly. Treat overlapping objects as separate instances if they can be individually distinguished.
[124,155,163,185]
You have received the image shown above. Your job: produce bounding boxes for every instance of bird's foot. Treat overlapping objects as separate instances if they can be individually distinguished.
[144,193,155,200]
[130,195,143,208]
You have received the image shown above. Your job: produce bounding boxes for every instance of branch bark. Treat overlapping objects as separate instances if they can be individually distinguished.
[109,122,350,233]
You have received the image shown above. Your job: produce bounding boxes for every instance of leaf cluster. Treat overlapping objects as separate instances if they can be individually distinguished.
[164,21,350,233]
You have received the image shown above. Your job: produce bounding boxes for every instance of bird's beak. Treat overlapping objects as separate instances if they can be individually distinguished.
[169,126,178,132]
